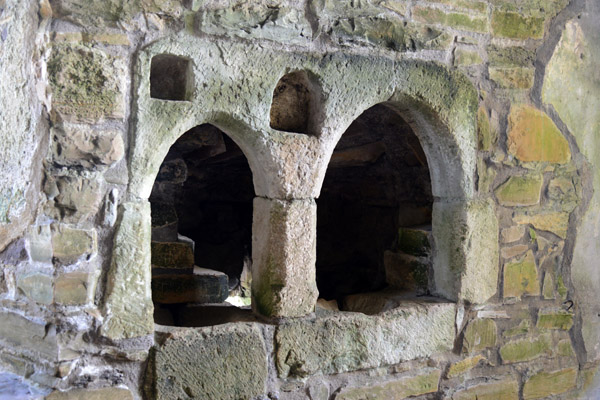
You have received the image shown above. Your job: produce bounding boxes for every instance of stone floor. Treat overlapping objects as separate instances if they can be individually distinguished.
[0,372,49,400]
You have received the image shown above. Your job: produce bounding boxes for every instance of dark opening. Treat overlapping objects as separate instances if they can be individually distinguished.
[150,54,192,101]
[270,70,317,134]
[150,124,256,326]
[316,104,434,310]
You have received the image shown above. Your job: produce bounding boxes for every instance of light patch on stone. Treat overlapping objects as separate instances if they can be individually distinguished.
[447,355,485,378]
[513,212,570,239]
[503,250,539,299]
[452,377,519,400]
[336,369,441,400]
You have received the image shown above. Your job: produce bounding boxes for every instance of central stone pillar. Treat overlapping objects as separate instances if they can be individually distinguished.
[251,197,318,318]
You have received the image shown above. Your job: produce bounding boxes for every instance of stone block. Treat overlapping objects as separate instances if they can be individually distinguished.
[487,45,535,67]
[152,324,268,400]
[499,334,552,364]
[452,378,519,400]
[491,11,544,39]
[513,212,570,239]
[501,226,524,243]
[16,270,53,304]
[0,311,58,361]
[433,199,499,304]
[523,367,577,399]
[463,318,497,353]
[336,368,441,400]
[55,175,103,220]
[507,105,571,164]
[477,105,494,151]
[151,241,194,269]
[447,355,485,378]
[489,67,535,89]
[536,308,574,330]
[501,244,529,259]
[558,339,575,357]
[495,174,543,206]
[503,319,531,338]
[542,272,555,299]
[454,49,483,66]
[27,225,52,263]
[384,251,428,291]
[252,197,318,318]
[150,202,178,242]
[102,201,154,340]
[422,0,487,12]
[51,225,97,265]
[54,271,97,306]
[503,250,539,299]
[412,6,488,32]
[396,226,431,257]
[46,387,133,400]
[52,126,124,168]
[331,16,406,51]
[152,267,228,304]
[48,44,125,122]
[276,301,455,378]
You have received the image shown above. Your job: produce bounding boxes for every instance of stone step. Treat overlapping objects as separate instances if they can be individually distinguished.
[384,250,428,292]
[152,267,229,304]
[395,225,432,257]
[151,241,194,269]
[150,202,178,242]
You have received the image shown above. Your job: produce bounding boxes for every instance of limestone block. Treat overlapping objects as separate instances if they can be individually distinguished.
[543,15,600,362]
[412,6,488,32]
[507,105,571,164]
[499,334,552,364]
[503,251,539,299]
[500,244,529,259]
[463,319,497,353]
[384,251,428,292]
[150,241,194,269]
[477,105,493,151]
[513,211,569,239]
[396,226,432,257]
[51,225,97,265]
[152,267,228,304]
[0,311,58,361]
[536,308,574,330]
[501,226,525,243]
[251,197,318,318]
[101,201,153,340]
[52,125,124,168]
[452,377,519,400]
[523,368,577,399]
[495,174,543,207]
[336,368,441,400]
[46,387,133,400]
[55,175,103,220]
[152,324,268,400]
[447,355,485,378]
[16,270,53,305]
[558,339,575,357]
[54,271,98,306]
[27,225,52,263]
[276,301,455,378]
[454,49,483,66]
[542,273,555,299]
[489,67,535,89]
[503,319,531,338]
[433,199,499,304]
[491,11,544,39]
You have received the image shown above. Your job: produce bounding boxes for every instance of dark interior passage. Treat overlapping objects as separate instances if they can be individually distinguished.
[316,104,433,303]
[150,124,255,326]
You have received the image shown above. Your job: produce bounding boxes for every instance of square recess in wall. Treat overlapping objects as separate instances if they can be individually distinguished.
[150,54,193,101]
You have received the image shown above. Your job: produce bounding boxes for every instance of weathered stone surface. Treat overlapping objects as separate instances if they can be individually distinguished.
[463,319,497,353]
[503,319,531,338]
[55,175,103,220]
[455,49,483,66]
[16,270,53,304]
[507,105,571,164]
[384,251,428,292]
[523,367,577,399]
[55,271,97,306]
[397,226,431,257]
[150,202,178,242]
[501,244,529,259]
[52,126,124,168]
[276,301,455,378]
[152,267,228,304]
[102,201,153,340]
[558,339,575,357]
[503,250,539,299]
[447,355,485,378]
[51,225,97,265]
[412,6,488,32]
[491,11,544,39]
[477,105,494,151]
[542,272,555,299]
[513,212,570,239]
[487,45,535,67]
[46,387,133,400]
[500,334,552,363]
[336,368,441,400]
[48,44,125,122]
[452,378,519,400]
[252,198,318,318]
[151,241,194,269]
[536,308,574,330]
[433,199,499,304]
[489,67,535,89]
[27,225,53,263]
[495,174,543,207]
[543,13,600,362]
[152,324,268,400]
[0,310,58,360]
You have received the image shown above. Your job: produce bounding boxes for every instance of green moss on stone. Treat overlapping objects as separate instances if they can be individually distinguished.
[487,45,536,67]
[536,309,574,330]
[557,275,568,300]
[413,6,488,32]
[557,339,575,357]
[397,227,431,257]
[463,318,497,353]
[499,334,552,363]
[503,250,539,299]
[503,319,531,338]
[495,174,543,206]
[523,368,577,399]
[491,11,544,39]
[447,355,485,377]
[489,67,535,89]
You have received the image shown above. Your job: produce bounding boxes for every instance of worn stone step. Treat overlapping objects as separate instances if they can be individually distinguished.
[395,225,432,257]
[384,250,428,291]
[152,267,229,304]
[150,202,179,242]
[151,241,194,269]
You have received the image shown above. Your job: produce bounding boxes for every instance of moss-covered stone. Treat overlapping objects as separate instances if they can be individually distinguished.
[557,275,568,299]
[454,48,483,66]
[507,105,571,164]
[336,369,441,400]
[557,339,575,357]
[152,269,228,304]
[422,0,487,13]
[495,174,543,206]
[51,225,97,265]
[503,250,539,299]
[513,212,570,239]
[499,334,552,363]
[491,11,544,39]
[487,45,536,67]
[331,16,407,51]
[489,0,569,18]
[489,67,535,89]
[46,387,134,400]
[463,319,497,353]
[48,44,124,122]
[477,105,493,151]
[542,272,555,299]
[396,227,431,257]
[536,309,574,330]
[501,226,525,243]
[447,355,485,378]
[523,367,577,399]
[503,319,531,338]
[150,241,194,269]
[413,6,488,32]
[452,378,519,400]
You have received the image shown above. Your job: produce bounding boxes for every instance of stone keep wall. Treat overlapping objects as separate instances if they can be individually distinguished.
[0,0,599,399]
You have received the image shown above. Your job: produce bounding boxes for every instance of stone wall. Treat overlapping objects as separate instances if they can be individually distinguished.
[0,0,599,399]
